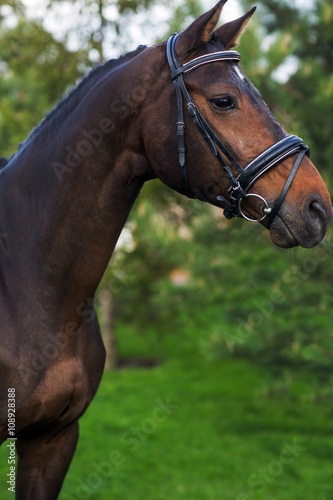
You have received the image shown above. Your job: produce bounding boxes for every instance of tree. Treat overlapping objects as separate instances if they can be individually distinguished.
[0,0,24,18]
[0,14,87,155]
[46,0,204,61]
[240,0,333,175]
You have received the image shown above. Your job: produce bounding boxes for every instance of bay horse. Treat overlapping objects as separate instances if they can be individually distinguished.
[0,1,331,498]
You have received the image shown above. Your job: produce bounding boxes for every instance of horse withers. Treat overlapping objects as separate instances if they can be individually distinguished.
[0,1,331,498]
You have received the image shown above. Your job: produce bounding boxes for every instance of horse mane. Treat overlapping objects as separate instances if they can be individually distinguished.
[10,44,148,160]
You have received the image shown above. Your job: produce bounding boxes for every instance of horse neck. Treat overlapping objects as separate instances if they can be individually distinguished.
[0,46,165,313]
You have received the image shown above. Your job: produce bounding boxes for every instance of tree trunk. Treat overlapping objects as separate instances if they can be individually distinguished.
[99,289,119,370]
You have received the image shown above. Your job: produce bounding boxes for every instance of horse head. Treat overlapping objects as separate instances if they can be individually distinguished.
[143,0,332,249]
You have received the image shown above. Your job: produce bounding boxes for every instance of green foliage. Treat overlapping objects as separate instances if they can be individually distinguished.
[240,0,333,175]
[47,0,203,61]
[108,184,333,375]
[49,0,159,14]
[159,0,203,39]
[0,17,87,156]
[46,0,160,60]
[0,1,23,14]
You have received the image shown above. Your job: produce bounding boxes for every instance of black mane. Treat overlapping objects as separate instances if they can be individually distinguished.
[10,45,148,160]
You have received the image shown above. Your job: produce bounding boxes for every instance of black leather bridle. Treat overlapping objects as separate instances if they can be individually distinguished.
[166,32,310,228]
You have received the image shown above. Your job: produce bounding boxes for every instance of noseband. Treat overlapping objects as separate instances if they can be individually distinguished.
[166,32,309,228]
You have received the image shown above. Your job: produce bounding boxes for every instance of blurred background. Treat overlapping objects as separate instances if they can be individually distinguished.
[0,0,332,498]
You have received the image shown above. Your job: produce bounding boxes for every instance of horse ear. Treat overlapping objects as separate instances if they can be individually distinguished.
[175,0,227,59]
[214,7,257,49]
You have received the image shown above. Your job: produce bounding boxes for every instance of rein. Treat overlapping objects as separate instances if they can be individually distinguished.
[166,32,309,228]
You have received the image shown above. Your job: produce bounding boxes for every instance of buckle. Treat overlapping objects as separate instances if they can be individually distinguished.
[229,182,246,205]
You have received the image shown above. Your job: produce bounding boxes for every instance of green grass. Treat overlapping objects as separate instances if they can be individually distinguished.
[2,357,331,499]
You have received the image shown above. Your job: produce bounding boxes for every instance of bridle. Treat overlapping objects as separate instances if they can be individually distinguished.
[166,32,309,228]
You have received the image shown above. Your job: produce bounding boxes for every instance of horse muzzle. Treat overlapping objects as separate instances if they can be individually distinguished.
[268,194,332,249]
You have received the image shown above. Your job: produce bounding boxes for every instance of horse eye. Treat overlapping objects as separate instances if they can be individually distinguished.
[210,97,234,110]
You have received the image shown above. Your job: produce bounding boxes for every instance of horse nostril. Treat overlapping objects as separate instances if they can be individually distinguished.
[307,199,328,227]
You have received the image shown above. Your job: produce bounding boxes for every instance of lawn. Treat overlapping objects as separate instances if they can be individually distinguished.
[2,357,330,499]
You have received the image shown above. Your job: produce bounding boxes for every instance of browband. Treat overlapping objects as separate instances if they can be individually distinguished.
[170,50,241,79]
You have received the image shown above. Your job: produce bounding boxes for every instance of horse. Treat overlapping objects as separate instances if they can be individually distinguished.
[0,1,331,498]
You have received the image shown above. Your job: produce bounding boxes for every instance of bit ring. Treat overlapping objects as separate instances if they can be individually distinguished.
[238,193,272,222]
